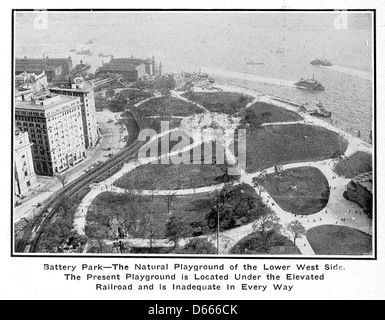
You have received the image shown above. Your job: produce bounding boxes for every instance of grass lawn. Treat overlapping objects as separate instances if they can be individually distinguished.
[334,151,372,178]
[239,102,303,125]
[182,91,254,115]
[140,130,194,159]
[86,192,216,239]
[307,225,372,255]
[260,167,330,215]
[241,124,348,173]
[113,162,234,190]
[230,232,302,255]
[138,96,205,116]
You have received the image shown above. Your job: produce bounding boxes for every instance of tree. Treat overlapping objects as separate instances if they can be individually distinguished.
[176,238,217,254]
[141,213,162,249]
[165,216,191,249]
[206,183,260,231]
[286,220,306,246]
[261,111,272,123]
[164,192,177,214]
[252,209,282,252]
[56,173,67,188]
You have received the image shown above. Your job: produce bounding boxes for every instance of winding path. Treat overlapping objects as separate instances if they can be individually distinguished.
[73,87,373,256]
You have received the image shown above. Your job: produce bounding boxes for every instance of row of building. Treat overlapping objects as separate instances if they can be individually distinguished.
[96,56,161,81]
[14,54,159,196]
[14,74,98,195]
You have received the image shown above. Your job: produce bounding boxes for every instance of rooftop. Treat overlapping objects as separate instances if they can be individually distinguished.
[15,94,79,112]
[50,79,93,93]
[352,172,373,193]
[98,58,146,72]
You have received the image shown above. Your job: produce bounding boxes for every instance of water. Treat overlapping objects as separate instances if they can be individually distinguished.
[14,11,374,141]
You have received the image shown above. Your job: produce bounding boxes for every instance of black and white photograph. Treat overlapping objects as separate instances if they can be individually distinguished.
[1,0,384,301]
[12,9,376,257]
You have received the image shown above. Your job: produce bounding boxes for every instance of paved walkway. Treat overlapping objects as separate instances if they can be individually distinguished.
[72,86,373,256]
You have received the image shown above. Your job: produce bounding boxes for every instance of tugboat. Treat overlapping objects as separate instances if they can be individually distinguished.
[271,48,284,54]
[310,100,332,117]
[311,58,333,67]
[246,60,265,65]
[76,49,92,56]
[98,53,113,57]
[86,38,97,45]
[294,74,325,91]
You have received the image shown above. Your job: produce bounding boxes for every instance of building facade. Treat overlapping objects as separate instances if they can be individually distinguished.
[14,129,38,195]
[15,71,48,92]
[15,94,86,176]
[15,56,73,82]
[49,77,98,148]
[96,56,154,81]
[345,172,373,217]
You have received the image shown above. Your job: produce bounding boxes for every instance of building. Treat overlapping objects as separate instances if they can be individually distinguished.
[345,172,373,217]
[15,71,48,90]
[14,129,38,195]
[49,77,98,148]
[15,56,73,82]
[15,94,86,176]
[96,56,156,81]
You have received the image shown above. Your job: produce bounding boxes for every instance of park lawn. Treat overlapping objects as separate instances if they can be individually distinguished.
[243,124,348,173]
[334,151,372,178]
[182,91,254,115]
[138,96,205,116]
[139,129,194,159]
[230,232,302,255]
[239,101,303,125]
[85,192,215,239]
[149,117,183,132]
[113,162,235,190]
[260,166,330,215]
[307,225,372,255]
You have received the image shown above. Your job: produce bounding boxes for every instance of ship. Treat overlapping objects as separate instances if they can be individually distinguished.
[69,48,76,52]
[86,38,97,45]
[311,58,333,67]
[246,60,265,65]
[309,101,332,117]
[294,75,325,91]
[98,53,113,57]
[76,49,92,56]
[271,48,284,54]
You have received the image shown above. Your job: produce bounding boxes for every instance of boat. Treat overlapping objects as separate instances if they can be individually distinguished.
[294,74,325,91]
[308,101,332,117]
[311,58,333,67]
[271,48,284,54]
[246,60,265,65]
[69,48,76,52]
[76,49,92,56]
[86,38,97,45]
[98,53,113,57]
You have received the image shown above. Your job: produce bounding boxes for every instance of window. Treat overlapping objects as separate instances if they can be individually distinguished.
[26,181,31,187]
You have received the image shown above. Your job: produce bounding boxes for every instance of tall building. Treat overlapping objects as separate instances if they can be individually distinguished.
[345,172,373,217]
[15,94,86,176]
[15,56,73,82]
[50,77,98,148]
[14,129,38,195]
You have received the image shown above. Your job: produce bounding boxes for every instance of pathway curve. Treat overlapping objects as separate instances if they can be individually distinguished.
[73,85,373,256]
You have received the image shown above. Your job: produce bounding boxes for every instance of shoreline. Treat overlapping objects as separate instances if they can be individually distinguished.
[205,80,373,156]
